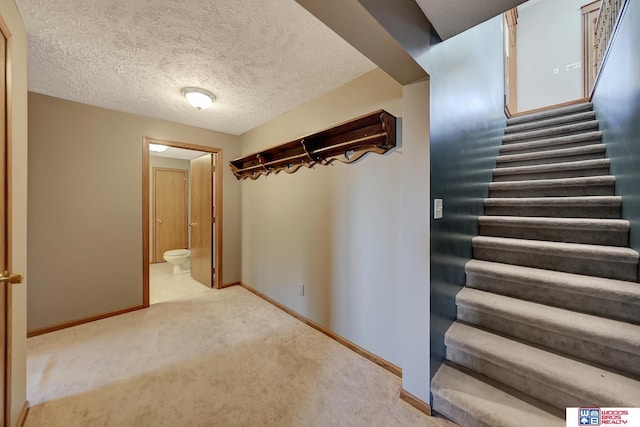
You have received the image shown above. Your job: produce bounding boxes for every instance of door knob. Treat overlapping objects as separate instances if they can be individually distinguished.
[0,271,23,284]
[158,219,163,224]
[189,222,196,227]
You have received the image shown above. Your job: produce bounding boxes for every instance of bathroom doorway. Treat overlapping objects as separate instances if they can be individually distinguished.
[142,137,223,306]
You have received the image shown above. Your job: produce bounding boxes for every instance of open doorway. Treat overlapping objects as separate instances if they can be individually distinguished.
[142,137,223,306]
[503,0,596,116]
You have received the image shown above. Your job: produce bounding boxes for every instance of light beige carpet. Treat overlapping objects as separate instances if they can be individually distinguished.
[25,264,456,426]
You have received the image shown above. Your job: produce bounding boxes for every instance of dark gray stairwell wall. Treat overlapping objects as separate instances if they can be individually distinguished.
[592,0,640,279]
[426,16,507,378]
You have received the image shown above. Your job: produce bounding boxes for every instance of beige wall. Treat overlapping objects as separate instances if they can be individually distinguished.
[239,68,406,365]
[1,0,28,424]
[399,79,430,402]
[27,93,242,332]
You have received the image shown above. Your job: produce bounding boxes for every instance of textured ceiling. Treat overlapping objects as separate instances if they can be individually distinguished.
[16,0,376,135]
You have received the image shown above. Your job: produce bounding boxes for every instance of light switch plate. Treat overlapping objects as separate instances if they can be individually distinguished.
[434,199,443,220]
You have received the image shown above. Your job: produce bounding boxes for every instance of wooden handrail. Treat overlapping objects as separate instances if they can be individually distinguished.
[594,0,626,75]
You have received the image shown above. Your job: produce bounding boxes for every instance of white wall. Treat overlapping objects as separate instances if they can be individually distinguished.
[1,0,28,424]
[517,0,586,111]
[240,68,406,366]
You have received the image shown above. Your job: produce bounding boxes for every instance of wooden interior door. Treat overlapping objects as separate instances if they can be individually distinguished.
[190,154,213,287]
[153,168,188,263]
[582,0,601,97]
[504,8,518,115]
[0,26,6,424]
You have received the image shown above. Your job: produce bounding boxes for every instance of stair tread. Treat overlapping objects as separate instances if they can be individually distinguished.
[456,287,640,355]
[489,175,615,189]
[478,216,629,230]
[503,121,599,143]
[507,102,593,125]
[485,195,621,206]
[506,111,596,134]
[497,144,604,164]
[445,322,640,406]
[432,364,565,427]
[472,236,639,263]
[500,131,602,154]
[493,159,610,176]
[466,259,640,303]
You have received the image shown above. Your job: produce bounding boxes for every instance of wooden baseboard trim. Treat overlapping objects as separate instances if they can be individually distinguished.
[510,97,590,118]
[220,281,240,289]
[400,389,432,416]
[17,400,29,427]
[27,305,146,337]
[240,282,402,377]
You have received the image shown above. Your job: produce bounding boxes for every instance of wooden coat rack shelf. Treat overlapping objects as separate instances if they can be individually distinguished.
[229,110,397,180]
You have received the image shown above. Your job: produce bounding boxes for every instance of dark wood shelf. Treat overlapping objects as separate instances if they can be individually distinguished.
[229,110,397,180]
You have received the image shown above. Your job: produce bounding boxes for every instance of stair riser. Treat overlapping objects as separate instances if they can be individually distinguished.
[479,224,628,246]
[500,138,601,155]
[503,123,599,144]
[493,167,611,182]
[446,347,612,410]
[484,205,621,218]
[431,395,494,427]
[472,246,637,281]
[489,184,615,198]
[432,364,567,426]
[465,271,640,324]
[505,112,596,134]
[507,103,593,126]
[457,305,640,378]
[497,151,605,168]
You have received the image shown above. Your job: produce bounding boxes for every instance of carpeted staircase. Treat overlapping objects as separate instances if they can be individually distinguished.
[431,102,640,426]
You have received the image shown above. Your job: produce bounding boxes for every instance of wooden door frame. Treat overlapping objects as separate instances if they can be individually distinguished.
[142,137,223,306]
[503,8,518,117]
[152,167,188,263]
[582,0,601,99]
[0,13,19,426]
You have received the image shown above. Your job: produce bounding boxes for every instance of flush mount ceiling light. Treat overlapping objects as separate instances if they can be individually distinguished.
[149,143,168,152]
[181,87,216,110]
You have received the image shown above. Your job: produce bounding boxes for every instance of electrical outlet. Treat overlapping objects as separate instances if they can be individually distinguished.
[298,283,304,296]
[566,61,582,71]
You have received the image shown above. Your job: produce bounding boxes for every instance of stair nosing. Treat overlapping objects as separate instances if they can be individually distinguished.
[493,159,610,176]
[472,236,639,263]
[484,196,622,207]
[456,287,640,355]
[445,322,640,406]
[507,102,593,125]
[489,175,615,190]
[431,364,565,427]
[497,143,605,164]
[478,216,629,231]
[503,120,600,143]
[505,111,597,134]
[500,131,602,154]
[466,259,640,302]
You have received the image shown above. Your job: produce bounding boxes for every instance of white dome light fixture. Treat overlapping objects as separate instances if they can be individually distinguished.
[149,143,168,152]
[181,87,216,110]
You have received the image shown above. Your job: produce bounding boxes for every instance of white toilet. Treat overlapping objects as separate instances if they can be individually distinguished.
[163,249,191,274]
